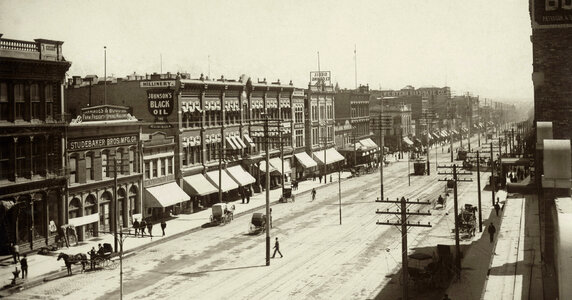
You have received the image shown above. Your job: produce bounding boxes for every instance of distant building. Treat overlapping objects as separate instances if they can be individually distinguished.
[0,35,71,253]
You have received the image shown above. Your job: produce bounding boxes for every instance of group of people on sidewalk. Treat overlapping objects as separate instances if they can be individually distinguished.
[8,243,27,281]
[131,218,167,238]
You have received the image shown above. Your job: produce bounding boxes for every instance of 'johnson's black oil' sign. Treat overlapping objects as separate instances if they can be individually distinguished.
[147,89,174,118]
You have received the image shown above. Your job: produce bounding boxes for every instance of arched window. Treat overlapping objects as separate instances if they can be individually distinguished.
[68,198,82,219]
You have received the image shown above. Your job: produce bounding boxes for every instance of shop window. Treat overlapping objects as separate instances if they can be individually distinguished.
[0,83,8,121]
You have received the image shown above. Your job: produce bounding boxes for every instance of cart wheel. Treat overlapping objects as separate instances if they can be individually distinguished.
[107,259,119,270]
[94,257,104,269]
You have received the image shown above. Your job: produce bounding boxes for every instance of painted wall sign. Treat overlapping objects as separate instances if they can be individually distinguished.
[80,105,132,121]
[140,80,176,88]
[147,89,174,118]
[68,134,138,151]
[531,0,572,28]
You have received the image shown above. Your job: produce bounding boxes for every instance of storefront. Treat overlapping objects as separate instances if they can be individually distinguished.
[144,182,189,220]
[293,151,318,180]
[182,173,218,210]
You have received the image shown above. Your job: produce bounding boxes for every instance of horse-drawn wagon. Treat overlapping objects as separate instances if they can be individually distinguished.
[57,243,117,275]
[457,204,477,237]
[249,212,266,234]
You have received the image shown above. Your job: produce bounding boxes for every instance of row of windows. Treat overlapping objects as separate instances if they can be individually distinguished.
[0,82,56,122]
[311,103,333,121]
[0,136,58,181]
[143,157,173,179]
[69,148,137,184]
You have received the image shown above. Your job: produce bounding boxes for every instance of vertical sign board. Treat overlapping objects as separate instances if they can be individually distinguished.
[147,89,174,129]
[531,0,572,28]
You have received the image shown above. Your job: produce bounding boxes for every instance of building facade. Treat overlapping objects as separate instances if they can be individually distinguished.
[0,35,71,253]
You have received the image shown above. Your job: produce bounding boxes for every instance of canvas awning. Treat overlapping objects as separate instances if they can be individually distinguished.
[206,169,239,192]
[226,137,238,150]
[294,152,318,168]
[313,148,345,165]
[403,137,414,145]
[226,165,256,186]
[259,161,277,173]
[145,182,189,208]
[233,136,247,149]
[244,134,256,147]
[269,157,291,174]
[183,174,218,196]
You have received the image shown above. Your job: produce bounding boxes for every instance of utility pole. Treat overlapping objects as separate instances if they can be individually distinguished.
[476,151,482,232]
[421,110,434,176]
[438,164,472,279]
[376,197,432,300]
[264,115,270,266]
[378,97,386,201]
[104,46,107,105]
[113,158,118,252]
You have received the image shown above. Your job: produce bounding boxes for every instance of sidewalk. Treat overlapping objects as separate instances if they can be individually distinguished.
[0,171,351,296]
[445,191,543,300]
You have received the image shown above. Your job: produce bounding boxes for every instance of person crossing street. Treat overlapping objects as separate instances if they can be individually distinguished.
[272,237,283,258]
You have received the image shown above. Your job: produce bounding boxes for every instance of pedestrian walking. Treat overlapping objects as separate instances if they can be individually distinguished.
[271,237,283,258]
[246,187,251,203]
[161,220,167,236]
[88,247,96,269]
[240,187,245,204]
[20,254,27,279]
[311,188,316,201]
[133,219,140,237]
[319,175,322,183]
[329,174,332,183]
[147,220,153,237]
[140,219,146,237]
[494,202,501,217]
[488,222,497,243]
[11,243,20,263]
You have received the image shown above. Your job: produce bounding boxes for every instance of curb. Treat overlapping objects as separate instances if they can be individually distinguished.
[1,178,343,296]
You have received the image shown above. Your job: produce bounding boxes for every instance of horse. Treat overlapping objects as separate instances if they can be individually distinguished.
[57,253,87,275]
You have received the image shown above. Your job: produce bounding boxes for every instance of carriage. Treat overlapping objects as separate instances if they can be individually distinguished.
[457,204,477,237]
[279,182,295,203]
[90,243,118,270]
[249,212,266,234]
[57,243,117,275]
[210,203,235,225]
[413,159,426,175]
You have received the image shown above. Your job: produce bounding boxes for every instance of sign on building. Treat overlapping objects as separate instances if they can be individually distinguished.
[310,71,331,86]
[531,0,572,28]
[140,80,176,88]
[147,89,174,129]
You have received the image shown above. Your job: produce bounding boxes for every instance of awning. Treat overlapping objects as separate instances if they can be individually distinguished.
[226,137,238,150]
[244,134,256,147]
[269,157,291,174]
[441,130,448,137]
[359,138,379,152]
[403,137,414,145]
[183,174,218,196]
[68,213,99,227]
[313,148,345,165]
[294,152,318,168]
[414,137,422,144]
[501,157,533,166]
[226,165,256,186]
[206,169,239,192]
[233,136,247,149]
[259,161,277,173]
[145,182,189,208]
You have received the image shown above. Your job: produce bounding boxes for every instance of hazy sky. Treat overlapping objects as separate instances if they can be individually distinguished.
[1,0,532,101]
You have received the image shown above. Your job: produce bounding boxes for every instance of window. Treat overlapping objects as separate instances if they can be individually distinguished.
[31,138,42,176]
[102,151,109,178]
[45,85,53,118]
[85,152,93,181]
[129,148,135,173]
[152,159,158,177]
[295,129,304,147]
[320,105,325,120]
[312,128,319,146]
[160,158,166,176]
[116,151,123,175]
[144,161,150,179]
[167,158,173,174]
[295,105,303,123]
[182,147,188,166]
[0,137,10,180]
[0,83,8,121]
[14,84,25,120]
[311,105,317,121]
[69,155,77,183]
[31,84,40,119]
[15,139,27,178]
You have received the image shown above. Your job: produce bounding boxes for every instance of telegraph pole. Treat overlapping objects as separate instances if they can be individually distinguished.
[476,151,482,232]
[376,197,432,300]
[113,158,118,252]
[264,115,270,266]
[438,163,472,278]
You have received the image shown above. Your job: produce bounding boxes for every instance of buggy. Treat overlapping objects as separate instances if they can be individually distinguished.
[457,204,477,237]
[210,203,235,225]
[249,212,266,234]
[91,243,118,270]
[279,183,295,203]
[413,160,426,175]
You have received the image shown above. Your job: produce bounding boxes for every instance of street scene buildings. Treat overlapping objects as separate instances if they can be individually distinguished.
[0,1,571,299]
